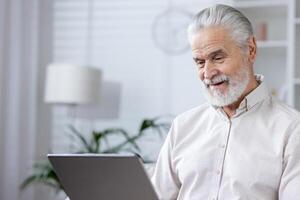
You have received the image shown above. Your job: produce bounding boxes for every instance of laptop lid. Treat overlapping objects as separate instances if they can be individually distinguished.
[48,154,158,200]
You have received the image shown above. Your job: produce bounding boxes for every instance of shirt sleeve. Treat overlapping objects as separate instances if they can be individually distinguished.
[279,122,300,200]
[151,121,181,200]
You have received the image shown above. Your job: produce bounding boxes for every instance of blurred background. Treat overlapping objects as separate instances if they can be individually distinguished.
[0,0,299,199]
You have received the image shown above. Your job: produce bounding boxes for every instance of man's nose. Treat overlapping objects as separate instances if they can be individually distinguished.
[203,61,218,80]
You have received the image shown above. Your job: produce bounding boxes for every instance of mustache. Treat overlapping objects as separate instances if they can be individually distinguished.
[203,74,230,87]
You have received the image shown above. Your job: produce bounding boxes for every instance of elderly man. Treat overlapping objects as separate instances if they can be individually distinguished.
[151,4,300,200]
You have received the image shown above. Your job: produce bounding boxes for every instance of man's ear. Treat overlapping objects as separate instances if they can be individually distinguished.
[248,36,257,63]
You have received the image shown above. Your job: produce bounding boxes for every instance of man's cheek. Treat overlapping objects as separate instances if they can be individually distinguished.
[199,71,205,81]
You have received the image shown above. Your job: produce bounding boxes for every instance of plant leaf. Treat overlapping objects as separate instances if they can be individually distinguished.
[69,125,93,152]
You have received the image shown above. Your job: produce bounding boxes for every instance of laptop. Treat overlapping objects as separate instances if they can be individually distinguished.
[48,154,159,200]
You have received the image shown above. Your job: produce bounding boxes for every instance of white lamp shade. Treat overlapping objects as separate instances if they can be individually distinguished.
[44,63,102,104]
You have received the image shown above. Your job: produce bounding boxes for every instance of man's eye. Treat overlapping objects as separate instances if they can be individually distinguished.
[196,60,205,67]
[213,56,224,62]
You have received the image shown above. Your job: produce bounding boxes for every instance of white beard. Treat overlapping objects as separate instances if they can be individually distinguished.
[202,67,249,107]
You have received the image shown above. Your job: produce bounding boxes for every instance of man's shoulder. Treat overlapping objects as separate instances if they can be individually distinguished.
[271,98,300,122]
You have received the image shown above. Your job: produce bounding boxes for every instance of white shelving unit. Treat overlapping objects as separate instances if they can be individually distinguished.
[295,18,300,24]
[294,0,300,109]
[256,40,287,48]
[232,1,287,8]
[230,0,298,108]
[294,79,300,84]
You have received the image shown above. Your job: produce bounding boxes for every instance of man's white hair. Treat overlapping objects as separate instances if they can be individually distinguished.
[187,4,253,53]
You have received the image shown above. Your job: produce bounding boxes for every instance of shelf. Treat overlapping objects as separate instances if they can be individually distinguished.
[294,79,300,85]
[234,4,287,21]
[232,1,287,8]
[296,0,300,19]
[295,18,300,25]
[256,40,287,48]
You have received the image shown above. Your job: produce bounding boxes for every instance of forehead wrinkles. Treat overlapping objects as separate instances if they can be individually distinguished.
[192,42,227,59]
[191,27,232,58]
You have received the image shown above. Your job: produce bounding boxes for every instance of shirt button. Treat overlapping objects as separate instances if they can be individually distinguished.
[216,170,221,175]
[219,144,226,148]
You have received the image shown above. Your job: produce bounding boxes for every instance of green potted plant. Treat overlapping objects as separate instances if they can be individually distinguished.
[21,116,171,194]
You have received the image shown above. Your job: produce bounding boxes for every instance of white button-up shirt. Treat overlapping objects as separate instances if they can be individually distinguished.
[151,76,300,200]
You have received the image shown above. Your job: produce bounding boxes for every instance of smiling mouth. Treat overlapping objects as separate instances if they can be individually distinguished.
[208,80,227,88]
[211,81,225,86]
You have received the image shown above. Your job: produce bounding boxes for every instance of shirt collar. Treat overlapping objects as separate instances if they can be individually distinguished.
[213,74,270,118]
[240,74,269,111]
